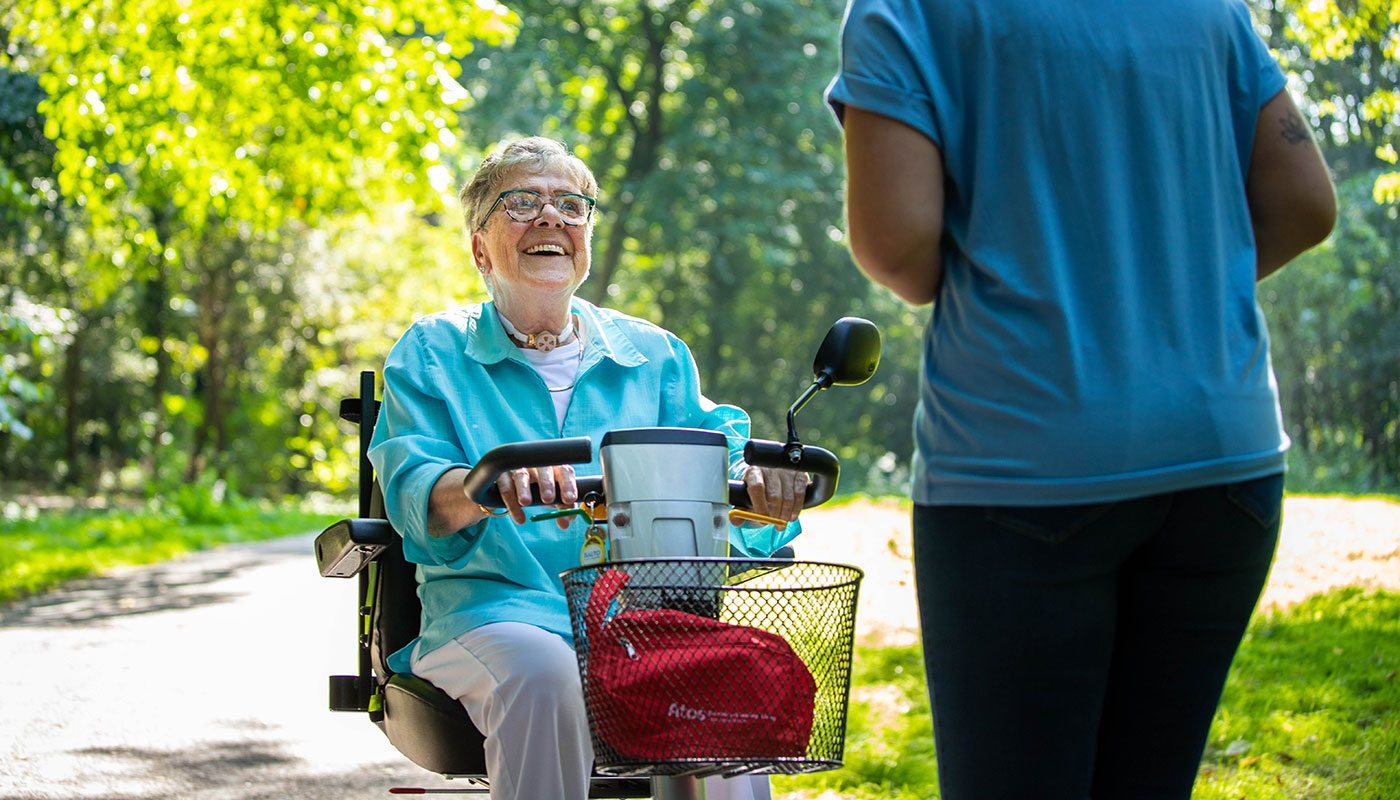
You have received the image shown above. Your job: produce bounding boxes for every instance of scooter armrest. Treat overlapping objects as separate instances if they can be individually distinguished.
[314,518,395,578]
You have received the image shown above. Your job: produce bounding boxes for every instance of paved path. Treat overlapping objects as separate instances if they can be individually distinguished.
[0,533,468,799]
[0,507,895,800]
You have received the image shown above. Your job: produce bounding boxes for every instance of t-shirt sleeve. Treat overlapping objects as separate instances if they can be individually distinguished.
[1227,0,1288,167]
[825,0,945,148]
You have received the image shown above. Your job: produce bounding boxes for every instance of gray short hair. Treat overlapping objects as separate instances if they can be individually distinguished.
[460,137,600,232]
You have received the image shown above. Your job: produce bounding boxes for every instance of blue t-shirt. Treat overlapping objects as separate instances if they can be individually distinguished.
[827,0,1290,505]
[369,298,799,671]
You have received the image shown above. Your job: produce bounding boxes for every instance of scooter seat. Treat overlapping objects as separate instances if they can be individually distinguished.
[382,673,488,775]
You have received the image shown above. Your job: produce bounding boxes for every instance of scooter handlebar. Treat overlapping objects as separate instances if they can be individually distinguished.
[463,437,601,508]
[730,439,840,510]
[464,435,840,514]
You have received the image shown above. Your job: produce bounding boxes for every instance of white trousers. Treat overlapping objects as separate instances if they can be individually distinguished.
[412,621,772,800]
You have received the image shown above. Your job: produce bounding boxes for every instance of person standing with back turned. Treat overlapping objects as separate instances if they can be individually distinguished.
[826,2,1336,798]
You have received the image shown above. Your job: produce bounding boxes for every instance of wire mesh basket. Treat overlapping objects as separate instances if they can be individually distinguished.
[561,558,862,779]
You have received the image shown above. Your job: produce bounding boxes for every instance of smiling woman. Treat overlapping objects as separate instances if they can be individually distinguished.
[470,168,596,328]
[363,136,814,800]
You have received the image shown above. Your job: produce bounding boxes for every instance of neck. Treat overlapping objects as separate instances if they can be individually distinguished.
[495,303,578,353]
[493,295,574,336]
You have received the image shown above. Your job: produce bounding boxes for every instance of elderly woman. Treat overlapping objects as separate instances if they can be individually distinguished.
[367,137,804,800]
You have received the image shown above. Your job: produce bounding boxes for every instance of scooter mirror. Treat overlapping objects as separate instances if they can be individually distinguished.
[778,316,883,464]
[813,316,881,388]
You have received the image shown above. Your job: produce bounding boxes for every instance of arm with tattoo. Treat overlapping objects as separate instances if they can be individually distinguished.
[1246,90,1337,280]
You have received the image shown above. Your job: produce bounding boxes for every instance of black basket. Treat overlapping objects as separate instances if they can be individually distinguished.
[561,558,862,779]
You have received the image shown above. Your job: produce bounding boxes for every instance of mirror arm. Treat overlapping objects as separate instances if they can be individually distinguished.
[784,370,835,458]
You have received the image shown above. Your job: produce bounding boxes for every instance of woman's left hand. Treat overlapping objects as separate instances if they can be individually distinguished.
[742,465,811,523]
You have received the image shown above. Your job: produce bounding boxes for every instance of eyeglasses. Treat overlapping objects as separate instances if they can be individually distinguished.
[477,189,596,230]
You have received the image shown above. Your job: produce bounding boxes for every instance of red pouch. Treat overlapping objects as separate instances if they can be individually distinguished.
[583,569,816,762]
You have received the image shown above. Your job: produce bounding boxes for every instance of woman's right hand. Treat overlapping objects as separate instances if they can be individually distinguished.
[495,464,580,528]
[431,464,580,538]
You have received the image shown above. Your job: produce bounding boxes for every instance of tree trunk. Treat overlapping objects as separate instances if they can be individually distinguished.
[586,201,631,304]
[61,317,85,487]
[186,269,215,483]
[186,236,236,482]
[145,203,176,483]
[580,2,671,303]
[144,271,170,478]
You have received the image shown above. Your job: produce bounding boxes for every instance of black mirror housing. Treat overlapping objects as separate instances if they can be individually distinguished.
[813,316,881,387]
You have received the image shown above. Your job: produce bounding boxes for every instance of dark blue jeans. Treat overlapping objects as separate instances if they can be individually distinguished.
[912,473,1283,800]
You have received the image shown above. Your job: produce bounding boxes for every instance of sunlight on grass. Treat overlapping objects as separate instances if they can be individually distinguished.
[1196,587,1400,799]
[0,503,342,604]
[776,645,938,799]
[775,589,1399,800]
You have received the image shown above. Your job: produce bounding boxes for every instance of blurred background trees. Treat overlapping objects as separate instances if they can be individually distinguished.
[0,0,513,496]
[0,0,1394,503]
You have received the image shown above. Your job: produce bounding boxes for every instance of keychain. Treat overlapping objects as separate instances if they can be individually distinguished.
[528,499,609,566]
[579,494,608,565]
[579,522,608,566]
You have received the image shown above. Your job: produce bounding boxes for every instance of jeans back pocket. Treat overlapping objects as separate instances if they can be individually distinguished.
[982,502,1117,545]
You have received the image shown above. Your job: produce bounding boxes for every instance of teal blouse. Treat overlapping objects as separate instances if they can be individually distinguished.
[368,298,799,672]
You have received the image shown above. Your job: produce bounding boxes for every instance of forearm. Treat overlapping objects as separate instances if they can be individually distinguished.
[1251,191,1336,281]
[426,466,489,538]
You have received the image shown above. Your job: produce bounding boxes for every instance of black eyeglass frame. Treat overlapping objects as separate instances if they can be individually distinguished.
[475,189,597,231]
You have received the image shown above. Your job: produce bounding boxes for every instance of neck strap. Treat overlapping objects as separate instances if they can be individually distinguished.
[498,312,577,353]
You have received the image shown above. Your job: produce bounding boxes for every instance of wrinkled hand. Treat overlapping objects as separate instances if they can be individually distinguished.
[495,464,579,528]
[742,465,810,523]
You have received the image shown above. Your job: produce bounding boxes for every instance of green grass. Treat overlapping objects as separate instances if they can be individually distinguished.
[775,644,940,799]
[1195,588,1400,799]
[775,589,1400,799]
[0,501,342,604]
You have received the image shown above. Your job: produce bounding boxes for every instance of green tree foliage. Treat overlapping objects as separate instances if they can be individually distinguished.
[0,300,53,441]
[1257,0,1399,203]
[9,0,513,233]
[0,65,52,232]
[0,0,510,491]
[0,65,56,443]
[1260,173,1399,492]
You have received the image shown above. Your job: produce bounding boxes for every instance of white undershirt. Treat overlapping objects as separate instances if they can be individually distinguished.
[496,312,583,430]
[518,339,582,431]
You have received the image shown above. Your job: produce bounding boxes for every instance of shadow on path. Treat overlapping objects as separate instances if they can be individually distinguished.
[0,739,442,800]
[0,536,313,628]
[0,533,477,799]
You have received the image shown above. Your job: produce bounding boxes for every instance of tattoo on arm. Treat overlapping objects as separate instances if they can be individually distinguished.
[1280,110,1311,145]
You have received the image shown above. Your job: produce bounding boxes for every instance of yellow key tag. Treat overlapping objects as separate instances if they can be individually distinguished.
[580,524,607,566]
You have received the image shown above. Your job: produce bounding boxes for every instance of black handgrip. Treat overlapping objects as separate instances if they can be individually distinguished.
[476,475,606,509]
[728,439,840,510]
[463,437,596,507]
[472,474,606,509]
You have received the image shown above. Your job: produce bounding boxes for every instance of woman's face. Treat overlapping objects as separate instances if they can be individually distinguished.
[472,166,593,304]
